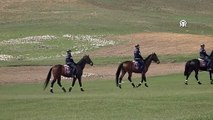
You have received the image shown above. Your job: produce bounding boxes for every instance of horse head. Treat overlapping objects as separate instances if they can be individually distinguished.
[83,55,93,66]
[151,53,160,64]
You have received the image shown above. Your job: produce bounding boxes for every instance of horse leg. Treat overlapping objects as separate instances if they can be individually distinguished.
[209,72,213,84]
[185,74,189,85]
[78,77,84,91]
[137,73,144,88]
[138,74,148,87]
[118,71,126,89]
[57,78,66,93]
[195,70,201,85]
[143,74,149,87]
[50,79,56,93]
[185,70,192,85]
[127,72,135,88]
[69,78,77,92]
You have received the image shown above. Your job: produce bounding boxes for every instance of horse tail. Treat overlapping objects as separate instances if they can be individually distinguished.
[115,63,123,87]
[184,61,190,76]
[44,67,52,90]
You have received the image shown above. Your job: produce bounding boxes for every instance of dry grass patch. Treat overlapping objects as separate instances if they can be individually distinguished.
[90,32,213,57]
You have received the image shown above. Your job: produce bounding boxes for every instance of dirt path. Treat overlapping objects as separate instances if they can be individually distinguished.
[0,63,184,84]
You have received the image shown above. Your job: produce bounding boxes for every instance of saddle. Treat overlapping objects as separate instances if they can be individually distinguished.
[198,58,206,67]
[133,60,143,70]
[64,65,72,75]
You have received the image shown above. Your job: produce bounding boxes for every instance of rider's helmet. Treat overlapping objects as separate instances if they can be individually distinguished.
[135,44,140,48]
[200,44,205,47]
[67,49,71,53]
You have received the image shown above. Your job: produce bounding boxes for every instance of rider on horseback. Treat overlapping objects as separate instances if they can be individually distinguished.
[134,44,144,71]
[65,49,77,77]
[199,44,211,70]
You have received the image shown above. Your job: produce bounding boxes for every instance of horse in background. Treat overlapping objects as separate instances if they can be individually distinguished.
[44,55,93,93]
[115,53,160,88]
[184,50,213,85]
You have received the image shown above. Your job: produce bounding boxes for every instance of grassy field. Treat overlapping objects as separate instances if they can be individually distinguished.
[0,0,213,66]
[1,1,213,120]
[1,0,213,37]
[0,73,213,120]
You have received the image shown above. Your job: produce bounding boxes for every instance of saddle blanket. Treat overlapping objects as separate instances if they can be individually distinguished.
[133,61,143,70]
[64,65,72,74]
[198,58,206,67]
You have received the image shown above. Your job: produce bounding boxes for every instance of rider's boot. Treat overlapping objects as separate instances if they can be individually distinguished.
[207,61,212,70]
[72,68,77,78]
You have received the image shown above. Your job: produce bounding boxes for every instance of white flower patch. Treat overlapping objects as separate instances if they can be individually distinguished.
[82,72,95,77]
[26,56,54,61]
[63,34,116,53]
[63,34,116,47]
[0,54,13,61]
[62,72,95,79]
[1,35,57,45]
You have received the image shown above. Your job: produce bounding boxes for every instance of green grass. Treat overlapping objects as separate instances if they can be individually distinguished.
[0,53,198,67]
[0,0,213,67]
[1,73,213,120]
[1,1,213,119]
[1,0,213,39]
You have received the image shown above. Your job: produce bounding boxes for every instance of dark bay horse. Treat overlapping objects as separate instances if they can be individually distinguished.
[44,55,93,93]
[115,53,160,88]
[184,50,213,85]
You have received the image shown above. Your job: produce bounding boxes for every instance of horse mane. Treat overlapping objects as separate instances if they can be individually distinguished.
[144,53,154,61]
[210,50,213,56]
[76,55,87,65]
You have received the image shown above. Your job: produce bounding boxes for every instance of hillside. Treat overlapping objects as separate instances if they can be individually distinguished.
[0,0,213,38]
[0,0,212,66]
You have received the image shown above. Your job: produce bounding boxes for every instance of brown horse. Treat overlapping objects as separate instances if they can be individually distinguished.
[115,53,160,88]
[44,55,93,93]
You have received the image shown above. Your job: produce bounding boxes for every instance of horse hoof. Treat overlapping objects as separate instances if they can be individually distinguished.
[136,84,141,88]
[198,82,202,85]
[185,82,188,85]
[145,84,148,87]
[50,89,53,93]
[211,81,213,84]
[62,87,66,92]
[132,84,136,88]
[80,88,84,92]
[69,87,72,92]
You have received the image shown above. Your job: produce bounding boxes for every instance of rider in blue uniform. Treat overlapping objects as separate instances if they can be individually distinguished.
[199,44,211,70]
[134,44,144,71]
[65,49,77,77]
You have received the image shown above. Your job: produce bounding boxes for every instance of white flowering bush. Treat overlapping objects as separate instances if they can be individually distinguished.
[0,54,14,61]
[63,34,116,54]
[0,35,57,45]
[0,34,116,61]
